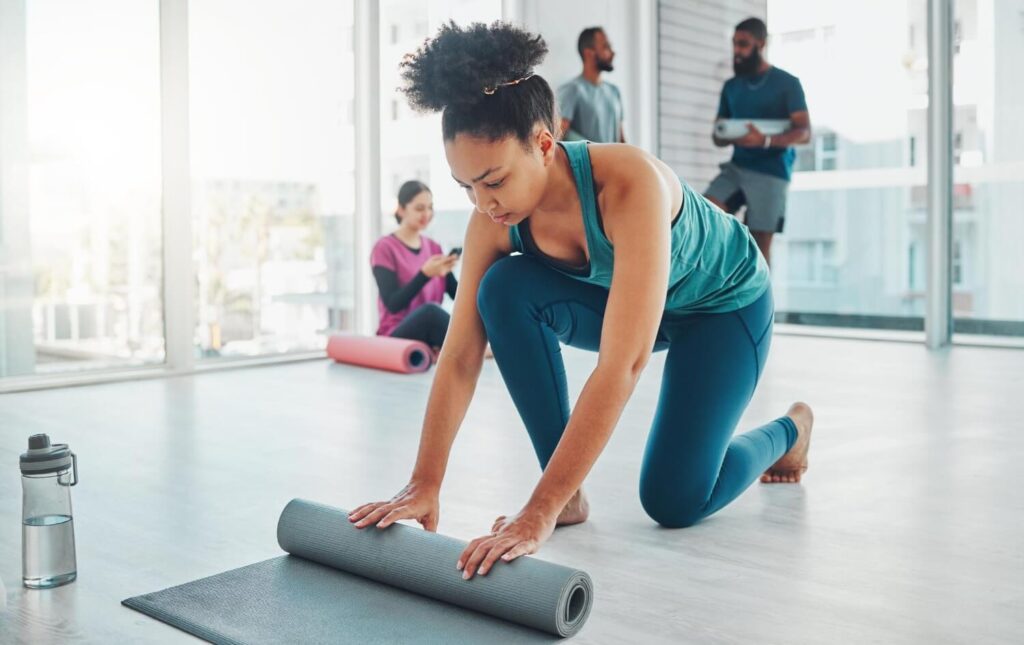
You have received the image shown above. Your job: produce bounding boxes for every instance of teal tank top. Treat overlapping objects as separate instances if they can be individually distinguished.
[509,141,770,315]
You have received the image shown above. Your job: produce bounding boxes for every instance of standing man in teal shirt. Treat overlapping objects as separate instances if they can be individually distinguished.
[557,27,625,143]
[705,17,811,266]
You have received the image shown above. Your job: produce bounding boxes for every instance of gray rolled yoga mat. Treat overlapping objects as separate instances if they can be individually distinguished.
[123,499,593,643]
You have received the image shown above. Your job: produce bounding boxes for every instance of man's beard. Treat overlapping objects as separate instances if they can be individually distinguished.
[733,46,762,77]
[597,58,614,73]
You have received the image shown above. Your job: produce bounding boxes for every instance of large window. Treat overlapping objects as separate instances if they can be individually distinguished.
[0,0,164,379]
[377,0,502,259]
[769,0,1023,341]
[950,0,1024,339]
[190,0,356,360]
[768,0,931,328]
[2,1,1015,391]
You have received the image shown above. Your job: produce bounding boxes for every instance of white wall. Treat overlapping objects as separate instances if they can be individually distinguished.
[503,0,657,152]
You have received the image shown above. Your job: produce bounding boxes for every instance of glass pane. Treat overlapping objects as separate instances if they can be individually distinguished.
[951,0,1024,341]
[0,0,163,380]
[377,0,503,265]
[767,0,928,330]
[190,0,356,360]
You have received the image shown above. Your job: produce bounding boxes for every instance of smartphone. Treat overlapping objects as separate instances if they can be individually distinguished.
[448,247,463,257]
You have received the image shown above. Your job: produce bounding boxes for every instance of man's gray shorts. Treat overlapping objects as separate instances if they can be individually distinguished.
[705,162,790,233]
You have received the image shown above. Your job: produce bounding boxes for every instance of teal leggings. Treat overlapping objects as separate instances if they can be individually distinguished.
[476,255,796,528]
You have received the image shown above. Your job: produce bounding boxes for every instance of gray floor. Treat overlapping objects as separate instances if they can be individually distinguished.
[1,335,1022,644]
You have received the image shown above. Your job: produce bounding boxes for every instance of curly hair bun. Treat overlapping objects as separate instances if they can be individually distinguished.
[400,21,548,113]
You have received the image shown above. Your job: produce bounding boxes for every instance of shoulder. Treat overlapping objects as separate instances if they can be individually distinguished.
[371,235,398,263]
[558,77,581,93]
[423,236,443,254]
[587,144,677,214]
[588,143,662,185]
[722,76,739,90]
[464,210,513,255]
[771,66,801,86]
[373,234,398,251]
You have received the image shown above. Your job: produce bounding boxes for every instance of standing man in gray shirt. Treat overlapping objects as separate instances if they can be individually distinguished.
[557,27,625,143]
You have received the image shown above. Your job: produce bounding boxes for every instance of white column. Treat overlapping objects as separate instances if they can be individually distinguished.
[354,0,382,336]
[631,0,659,154]
[0,0,35,377]
[926,0,953,348]
[159,0,195,369]
[502,0,527,24]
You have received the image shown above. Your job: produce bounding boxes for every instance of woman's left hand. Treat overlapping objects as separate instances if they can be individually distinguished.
[457,506,558,580]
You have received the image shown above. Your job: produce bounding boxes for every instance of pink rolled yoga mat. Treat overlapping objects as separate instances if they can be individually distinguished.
[326,334,433,374]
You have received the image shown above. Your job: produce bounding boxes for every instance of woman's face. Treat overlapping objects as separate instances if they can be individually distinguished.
[397,190,434,230]
[444,127,556,227]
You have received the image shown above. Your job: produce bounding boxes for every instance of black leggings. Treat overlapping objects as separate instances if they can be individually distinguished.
[389,303,450,349]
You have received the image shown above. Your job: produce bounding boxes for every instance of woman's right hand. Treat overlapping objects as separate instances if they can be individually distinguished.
[348,480,440,531]
[421,254,458,278]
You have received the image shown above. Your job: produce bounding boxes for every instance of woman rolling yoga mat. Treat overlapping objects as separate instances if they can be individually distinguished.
[123,499,593,642]
[327,334,433,374]
[349,21,814,582]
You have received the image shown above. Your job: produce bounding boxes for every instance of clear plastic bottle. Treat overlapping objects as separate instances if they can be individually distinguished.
[20,434,78,589]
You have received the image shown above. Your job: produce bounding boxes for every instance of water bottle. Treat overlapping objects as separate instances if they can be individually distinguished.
[20,434,78,589]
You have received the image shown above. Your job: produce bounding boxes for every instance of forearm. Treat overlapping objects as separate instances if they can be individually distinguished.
[373,266,430,313]
[410,352,485,488]
[525,364,639,516]
[768,126,811,148]
[519,164,669,516]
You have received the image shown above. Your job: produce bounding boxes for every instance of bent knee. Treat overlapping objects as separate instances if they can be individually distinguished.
[639,485,709,529]
[644,506,705,529]
[476,256,529,319]
[419,302,448,319]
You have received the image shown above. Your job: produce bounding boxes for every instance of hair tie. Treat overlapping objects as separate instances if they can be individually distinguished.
[483,72,535,95]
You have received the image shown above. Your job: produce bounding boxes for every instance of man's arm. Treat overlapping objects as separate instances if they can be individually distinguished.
[732,111,811,149]
[768,76,811,147]
[767,110,811,147]
[616,85,625,143]
[559,118,574,140]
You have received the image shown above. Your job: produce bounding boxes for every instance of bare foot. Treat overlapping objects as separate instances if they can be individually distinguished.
[761,402,814,484]
[555,489,590,526]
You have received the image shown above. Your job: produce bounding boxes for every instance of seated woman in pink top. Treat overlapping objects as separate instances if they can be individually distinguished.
[371,181,459,351]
